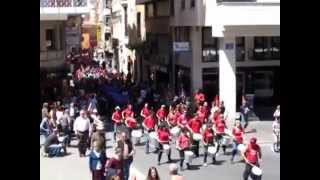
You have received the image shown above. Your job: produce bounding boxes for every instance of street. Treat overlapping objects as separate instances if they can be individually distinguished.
[40,121,280,180]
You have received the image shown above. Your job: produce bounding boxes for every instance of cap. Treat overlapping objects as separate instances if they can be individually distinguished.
[93,109,98,113]
[115,106,120,110]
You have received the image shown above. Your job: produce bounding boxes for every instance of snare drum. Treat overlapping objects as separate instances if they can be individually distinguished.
[170,126,181,137]
[193,133,202,141]
[221,136,232,146]
[131,130,143,145]
[251,166,263,176]
[163,144,170,155]
[184,150,194,164]
[149,132,159,149]
[237,144,246,152]
[208,146,217,155]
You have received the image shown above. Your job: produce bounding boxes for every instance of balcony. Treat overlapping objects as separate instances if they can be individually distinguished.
[40,0,90,20]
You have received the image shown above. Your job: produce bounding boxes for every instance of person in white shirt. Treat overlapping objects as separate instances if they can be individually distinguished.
[273,105,280,119]
[272,116,280,152]
[74,110,91,157]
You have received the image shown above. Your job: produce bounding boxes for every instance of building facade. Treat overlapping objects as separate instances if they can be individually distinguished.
[170,0,280,120]
[40,0,90,70]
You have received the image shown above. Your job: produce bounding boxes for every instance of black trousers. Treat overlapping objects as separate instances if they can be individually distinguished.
[216,134,226,153]
[192,140,200,157]
[77,130,89,155]
[158,143,171,163]
[178,148,191,168]
[203,144,216,163]
[243,163,262,180]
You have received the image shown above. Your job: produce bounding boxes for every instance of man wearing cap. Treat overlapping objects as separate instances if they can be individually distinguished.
[242,137,262,180]
[74,110,91,157]
[112,106,122,140]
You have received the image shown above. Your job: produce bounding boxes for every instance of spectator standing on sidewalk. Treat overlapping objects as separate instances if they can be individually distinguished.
[42,102,49,119]
[117,132,135,180]
[169,164,184,180]
[240,101,250,129]
[89,141,107,180]
[74,110,91,157]
[273,105,280,119]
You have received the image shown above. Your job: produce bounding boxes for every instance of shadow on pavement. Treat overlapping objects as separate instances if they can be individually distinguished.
[245,128,257,134]
[213,160,226,166]
[188,164,201,170]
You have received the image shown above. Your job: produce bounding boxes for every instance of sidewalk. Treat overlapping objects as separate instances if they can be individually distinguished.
[242,121,274,144]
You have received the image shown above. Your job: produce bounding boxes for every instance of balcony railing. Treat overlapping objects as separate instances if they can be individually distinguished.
[40,0,87,8]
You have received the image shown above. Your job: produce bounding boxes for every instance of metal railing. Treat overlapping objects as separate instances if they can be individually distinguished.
[40,0,87,8]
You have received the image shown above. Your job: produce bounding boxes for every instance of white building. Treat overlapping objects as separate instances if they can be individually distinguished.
[40,0,90,69]
[171,0,280,120]
[110,0,138,75]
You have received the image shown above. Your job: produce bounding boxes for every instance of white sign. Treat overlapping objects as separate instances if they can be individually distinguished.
[173,42,190,52]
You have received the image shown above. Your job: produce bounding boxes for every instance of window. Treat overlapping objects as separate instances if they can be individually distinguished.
[190,0,195,8]
[45,29,56,50]
[202,27,219,62]
[137,12,141,38]
[174,27,190,42]
[236,37,245,61]
[181,0,185,10]
[124,6,128,36]
[170,0,175,16]
[146,3,155,18]
[254,37,280,60]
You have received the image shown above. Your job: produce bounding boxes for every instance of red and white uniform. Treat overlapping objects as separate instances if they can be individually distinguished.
[143,115,156,130]
[188,118,202,133]
[215,119,226,134]
[202,129,215,145]
[156,108,167,120]
[125,117,137,129]
[140,107,150,119]
[232,126,244,144]
[112,110,122,124]
[177,114,188,128]
[177,133,191,150]
[157,128,170,144]
[122,108,134,119]
[244,144,261,164]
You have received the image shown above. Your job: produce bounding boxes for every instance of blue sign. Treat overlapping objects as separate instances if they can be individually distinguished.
[225,43,234,50]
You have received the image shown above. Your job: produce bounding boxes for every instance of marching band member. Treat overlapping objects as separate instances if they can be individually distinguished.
[112,106,122,140]
[143,111,157,154]
[140,103,151,120]
[187,115,202,157]
[122,104,134,120]
[156,105,167,126]
[176,128,191,170]
[157,124,172,165]
[125,116,137,138]
[230,120,244,163]
[214,114,227,155]
[167,107,178,128]
[242,137,262,180]
[177,111,189,129]
[202,122,217,166]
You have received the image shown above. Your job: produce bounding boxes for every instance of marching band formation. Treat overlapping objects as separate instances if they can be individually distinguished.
[111,92,264,179]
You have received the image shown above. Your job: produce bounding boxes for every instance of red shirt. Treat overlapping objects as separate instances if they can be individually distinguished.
[143,116,156,130]
[157,128,170,143]
[126,117,137,129]
[202,129,215,144]
[196,111,206,123]
[177,134,190,149]
[178,114,188,128]
[156,108,166,120]
[112,111,122,124]
[215,120,225,134]
[213,112,221,123]
[245,144,261,164]
[188,118,202,133]
[141,107,150,118]
[232,127,244,144]
[122,108,134,119]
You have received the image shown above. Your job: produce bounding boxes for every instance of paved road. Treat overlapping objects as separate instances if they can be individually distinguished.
[40,121,279,180]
